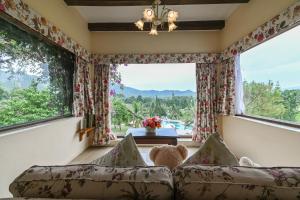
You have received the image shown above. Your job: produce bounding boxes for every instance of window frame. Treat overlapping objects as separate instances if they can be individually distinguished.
[235,114,300,129]
[237,23,300,129]
[0,12,75,133]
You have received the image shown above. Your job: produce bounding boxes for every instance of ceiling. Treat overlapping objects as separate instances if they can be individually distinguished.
[75,4,240,23]
[64,0,249,31]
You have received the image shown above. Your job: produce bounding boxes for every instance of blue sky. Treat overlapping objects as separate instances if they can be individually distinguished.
[240,25,300,90]
[118,63,196,91]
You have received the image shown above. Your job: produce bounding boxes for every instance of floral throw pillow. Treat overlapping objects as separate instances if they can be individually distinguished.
[90,134,147,167]
[182,133,239,166]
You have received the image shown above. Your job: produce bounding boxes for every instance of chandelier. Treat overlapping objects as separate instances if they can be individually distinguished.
[135,0,179,35]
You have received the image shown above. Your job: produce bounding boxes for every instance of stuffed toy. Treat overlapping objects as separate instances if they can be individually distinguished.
[150,144,188,170]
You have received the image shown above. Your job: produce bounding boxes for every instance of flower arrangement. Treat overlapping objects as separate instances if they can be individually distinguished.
[142,116,162,129]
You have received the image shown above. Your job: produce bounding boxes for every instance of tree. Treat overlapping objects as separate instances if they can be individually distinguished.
[0,82,59,127]
[282,90,300,122]
[243,81,285,119]
[111,98,132,131]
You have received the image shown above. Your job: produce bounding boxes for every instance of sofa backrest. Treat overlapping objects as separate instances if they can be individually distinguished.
[173,165,300,200]
[10,164,173,200]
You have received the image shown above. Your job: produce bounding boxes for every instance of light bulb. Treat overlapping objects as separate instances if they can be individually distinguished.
[135,19,144,30]
[143,8,154,21]
[149,26,158,35]
[168,10,178,22]
[168,22,177,32]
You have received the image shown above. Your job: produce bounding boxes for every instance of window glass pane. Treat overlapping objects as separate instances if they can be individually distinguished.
[240,25,300,124]
[0,17,74,129]
[110,63,196,137]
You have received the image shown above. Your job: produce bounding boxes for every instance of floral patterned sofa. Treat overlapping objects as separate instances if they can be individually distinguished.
[10,164,300,200]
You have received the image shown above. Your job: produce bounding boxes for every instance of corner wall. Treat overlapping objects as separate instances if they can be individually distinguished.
[0,118,89,197]
[220,0,300,166]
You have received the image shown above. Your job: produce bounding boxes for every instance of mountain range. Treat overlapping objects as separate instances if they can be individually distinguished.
[111,85,196,98]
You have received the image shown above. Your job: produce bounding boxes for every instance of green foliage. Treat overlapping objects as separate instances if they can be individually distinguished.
[0,82,69,127]
[111,95,196,135]
[244,81,300,123]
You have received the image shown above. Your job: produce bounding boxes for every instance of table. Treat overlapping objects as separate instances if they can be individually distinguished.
[126,128,178,145]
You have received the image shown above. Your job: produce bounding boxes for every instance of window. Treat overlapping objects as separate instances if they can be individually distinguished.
[0,17,75,130]
[240,25,300,125]
[110,63,196,137]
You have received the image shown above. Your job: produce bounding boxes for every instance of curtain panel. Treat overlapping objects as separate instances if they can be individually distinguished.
[73,57,94,117]
[217,57,236,115]
[193,63,218,143]
[93,64,111,145]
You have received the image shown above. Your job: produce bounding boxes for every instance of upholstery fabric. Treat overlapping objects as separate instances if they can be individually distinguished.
[10,165,173,200]
[192,63,218,143]
[93,64,111,145]
[174,165,300,200]
[182,133,239,166]
[73,57,94,117]
[90,134,147,167]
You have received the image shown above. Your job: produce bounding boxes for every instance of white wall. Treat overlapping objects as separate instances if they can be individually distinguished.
[223,116,300,166]
[0,117,89,197]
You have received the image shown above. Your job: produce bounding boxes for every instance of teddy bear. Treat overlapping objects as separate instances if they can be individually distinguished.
[149,144,188,170]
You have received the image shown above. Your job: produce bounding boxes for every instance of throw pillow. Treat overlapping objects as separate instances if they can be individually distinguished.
[90,133,147,167]
[181,133,239,166]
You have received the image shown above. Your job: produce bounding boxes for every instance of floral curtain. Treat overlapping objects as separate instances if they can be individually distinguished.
[73,57,94,117]
[93,64,111,145]
[217,57,236,115]
[193,63,218,143]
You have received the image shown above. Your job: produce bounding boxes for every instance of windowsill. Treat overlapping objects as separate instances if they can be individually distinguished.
[234,115,300,132]
[0,116,78,138]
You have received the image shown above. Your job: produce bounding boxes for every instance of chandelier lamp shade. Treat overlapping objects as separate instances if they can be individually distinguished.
[135,0,179,35]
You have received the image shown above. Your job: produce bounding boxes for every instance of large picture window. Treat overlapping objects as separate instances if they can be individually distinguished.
[0,17,75,130]
[240,25,300,125]
[110,63,196,137]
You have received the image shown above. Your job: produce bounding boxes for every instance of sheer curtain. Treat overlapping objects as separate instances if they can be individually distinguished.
[192,63,218,143]
[234,55,245,115]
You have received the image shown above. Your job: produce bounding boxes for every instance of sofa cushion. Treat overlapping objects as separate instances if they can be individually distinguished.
[10,164,173,200]
[181,133,239,166]
[90,133,147,167]
[174,165,300,200]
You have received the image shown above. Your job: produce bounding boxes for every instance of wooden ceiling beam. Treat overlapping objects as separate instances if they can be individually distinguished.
[65,0,249,6]
[88,21,225,31]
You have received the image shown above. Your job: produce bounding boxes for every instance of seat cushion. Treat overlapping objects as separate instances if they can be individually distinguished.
[10,164,173,200]
[90,133,147,167]
[181,133,239,166]
[174,165,300,200]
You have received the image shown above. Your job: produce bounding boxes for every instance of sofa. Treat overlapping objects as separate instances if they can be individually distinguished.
[9,164,300,200]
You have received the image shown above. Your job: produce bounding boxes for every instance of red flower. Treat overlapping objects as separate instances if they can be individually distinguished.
[0,3,5,11]
[256,33,265,42]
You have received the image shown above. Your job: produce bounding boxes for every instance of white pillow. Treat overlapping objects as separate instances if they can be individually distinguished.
[239,156,261,167]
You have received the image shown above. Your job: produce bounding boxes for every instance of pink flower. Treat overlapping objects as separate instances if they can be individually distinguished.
[0,3,5,11]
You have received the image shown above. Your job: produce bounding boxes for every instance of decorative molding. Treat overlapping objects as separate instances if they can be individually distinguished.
[93,53,221,64]
[222,1,300,59]
[0,0,90,61]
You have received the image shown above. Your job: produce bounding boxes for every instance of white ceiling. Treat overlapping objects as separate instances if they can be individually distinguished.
[75,4,240,23]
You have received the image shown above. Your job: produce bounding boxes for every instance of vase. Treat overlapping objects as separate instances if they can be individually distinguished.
[145,127,156,134]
